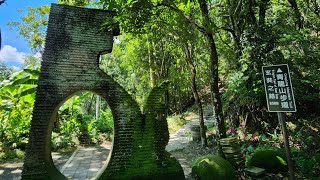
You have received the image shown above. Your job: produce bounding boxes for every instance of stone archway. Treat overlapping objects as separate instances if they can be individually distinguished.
[22,4,184,180]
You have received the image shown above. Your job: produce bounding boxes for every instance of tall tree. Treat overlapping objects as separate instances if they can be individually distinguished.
[8,5,50,54]
[97,0,227,138]
[197,0,227,138]
[185,42,207,147]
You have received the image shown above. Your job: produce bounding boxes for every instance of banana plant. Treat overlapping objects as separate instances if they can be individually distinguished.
[0,65,39,148]
[0,64,39,111]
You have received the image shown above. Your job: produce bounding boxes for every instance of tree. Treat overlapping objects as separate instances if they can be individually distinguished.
[185,42,207,147]
[98,0,227,139]
[0,62,14,81]
[0,64,39,149]
[7,5,50,54]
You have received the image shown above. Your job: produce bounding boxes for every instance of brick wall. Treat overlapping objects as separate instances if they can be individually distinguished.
[22,4,184,180]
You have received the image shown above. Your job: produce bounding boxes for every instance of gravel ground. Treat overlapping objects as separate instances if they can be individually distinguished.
[169,139,218,180]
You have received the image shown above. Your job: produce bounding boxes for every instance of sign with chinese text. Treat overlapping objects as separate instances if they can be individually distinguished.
[262,64,296,112]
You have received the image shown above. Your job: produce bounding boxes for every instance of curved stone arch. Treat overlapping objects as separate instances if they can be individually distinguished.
[45,83,141,179]
[22,4,184,179]
[24,75,143,179]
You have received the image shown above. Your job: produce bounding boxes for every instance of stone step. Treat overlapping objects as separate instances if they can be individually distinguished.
[220,137,238,143]
[244,167,266,177]
[222,146,241,154]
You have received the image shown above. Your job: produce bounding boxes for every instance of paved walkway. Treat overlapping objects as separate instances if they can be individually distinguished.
[166,105,214,178]
[0,144,111,180]
[60,145,110,179]
[166,106,214,152]
[166,116,199,152]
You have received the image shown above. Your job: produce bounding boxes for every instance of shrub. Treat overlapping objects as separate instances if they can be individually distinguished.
[191,155,236,180]
[97,110,113,133]
[247,149,287,172]
[51,132,74,151]
[0,149,25,161]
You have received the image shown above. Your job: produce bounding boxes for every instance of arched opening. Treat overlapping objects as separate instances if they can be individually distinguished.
[50,91,113,179]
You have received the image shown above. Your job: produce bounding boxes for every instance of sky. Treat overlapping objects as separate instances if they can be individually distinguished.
[0,0,56,68]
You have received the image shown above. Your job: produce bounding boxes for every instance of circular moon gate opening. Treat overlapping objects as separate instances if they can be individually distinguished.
[51,91,113,179]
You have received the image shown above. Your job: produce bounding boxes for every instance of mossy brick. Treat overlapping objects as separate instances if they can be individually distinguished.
[22,4,184,180]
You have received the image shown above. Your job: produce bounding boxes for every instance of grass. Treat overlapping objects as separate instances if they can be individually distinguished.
[167,115,187,134]
[167,107,198,135]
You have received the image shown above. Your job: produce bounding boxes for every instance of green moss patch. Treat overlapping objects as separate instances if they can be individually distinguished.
[247,149,287,172]
[191,155,236,180]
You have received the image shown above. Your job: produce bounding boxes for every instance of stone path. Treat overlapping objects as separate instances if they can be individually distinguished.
[0,144,111,180]
[166,116,199,152]
[60,145,110,179]
[166,105,214,152]
[166,105,215,179]
[0,162,23,180]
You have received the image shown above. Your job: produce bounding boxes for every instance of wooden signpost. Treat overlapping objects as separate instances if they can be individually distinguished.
[262,64,296,180]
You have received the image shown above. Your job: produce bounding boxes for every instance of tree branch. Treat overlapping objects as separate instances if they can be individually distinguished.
[154,3,207,34]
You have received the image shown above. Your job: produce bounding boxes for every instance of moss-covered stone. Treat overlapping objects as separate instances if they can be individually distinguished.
[191,155,236,180]
[247,149,287,172]
[22,4,184,180]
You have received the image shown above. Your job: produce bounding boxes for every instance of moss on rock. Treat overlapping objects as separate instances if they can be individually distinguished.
[247,149,287,172]
[191,155,236,180]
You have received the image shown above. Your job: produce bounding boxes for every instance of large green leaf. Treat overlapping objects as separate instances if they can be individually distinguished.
[23,69,40,77]
[21,79,38,85]
[10,76,31,86]
[0,100,14,111]
[14,87,37,98]
[9,70,24,80]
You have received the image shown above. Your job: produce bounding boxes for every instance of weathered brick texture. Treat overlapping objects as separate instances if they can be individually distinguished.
[22,4,184,180]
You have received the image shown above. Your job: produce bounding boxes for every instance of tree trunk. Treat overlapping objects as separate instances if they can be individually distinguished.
[288,0,303,29]
[147,35,156,87]
[96,95,100,120]
[185,43,207,147]
[226,0,243,60]
[87,94,95,114]
[258,0,269,28]
[198,0,227,139]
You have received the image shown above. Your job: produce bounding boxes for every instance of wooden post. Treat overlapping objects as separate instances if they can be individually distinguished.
[278,112,294,180]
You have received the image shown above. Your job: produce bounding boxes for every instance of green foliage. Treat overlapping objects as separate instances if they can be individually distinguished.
[0,149,25,162]
[167,115,186,134]
[289,117,320,178]
[191,155,236,180]
[0,62,15,81]
[2,0,319,172]
[51,132,74,151]
[53,92,114,147]
[97,109,114,134]
[58,0,90,7]
[0,65,38,150]
[292,150,320,179]
[219,0,320,132]
[7,5,50,54]
[247,149,287,172]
